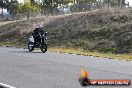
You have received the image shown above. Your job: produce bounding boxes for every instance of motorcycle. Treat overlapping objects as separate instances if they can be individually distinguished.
[28,31,48,53]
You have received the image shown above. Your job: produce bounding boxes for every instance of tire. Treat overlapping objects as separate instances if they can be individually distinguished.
[40,42,47,53]
[28,43,34,52]
[79,77,90,86]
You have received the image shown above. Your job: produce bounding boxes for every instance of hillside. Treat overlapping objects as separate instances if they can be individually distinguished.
[0,8,132,54]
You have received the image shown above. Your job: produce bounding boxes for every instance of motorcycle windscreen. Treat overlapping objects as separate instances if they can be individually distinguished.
[29,36,35,43]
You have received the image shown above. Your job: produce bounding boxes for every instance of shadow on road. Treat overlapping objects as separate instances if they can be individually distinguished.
[10,50,44,54]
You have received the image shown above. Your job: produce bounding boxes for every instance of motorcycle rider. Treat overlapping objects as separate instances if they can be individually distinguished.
[28,25,47,53]
[32,25,45,44]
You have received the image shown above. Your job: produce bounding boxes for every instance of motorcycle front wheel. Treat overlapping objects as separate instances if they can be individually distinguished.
[40,42,47,53]
[28,43,34,52]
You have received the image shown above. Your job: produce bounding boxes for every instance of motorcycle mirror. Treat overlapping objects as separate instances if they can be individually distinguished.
[45,32,48,36]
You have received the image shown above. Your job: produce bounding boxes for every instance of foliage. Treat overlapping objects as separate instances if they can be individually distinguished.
[0,0,9,18]
[7,0,19,19]
[0,0,130,20]
[19,1,40,19]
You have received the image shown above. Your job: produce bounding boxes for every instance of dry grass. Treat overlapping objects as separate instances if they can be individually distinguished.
[0,8,132,55]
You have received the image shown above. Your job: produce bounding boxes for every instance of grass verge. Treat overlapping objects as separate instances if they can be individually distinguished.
[0,42,26,48]
[0,42,132,61]
[49,47,132,61]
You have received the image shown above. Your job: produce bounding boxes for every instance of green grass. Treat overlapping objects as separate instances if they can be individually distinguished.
[49,47,132,61]
[0,42,26,48]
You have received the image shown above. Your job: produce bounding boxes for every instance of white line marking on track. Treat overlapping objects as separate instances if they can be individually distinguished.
[0,83,16,88]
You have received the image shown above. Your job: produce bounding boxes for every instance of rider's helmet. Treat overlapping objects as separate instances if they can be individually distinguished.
[38,25,43,32]
[39,25,43,29]
[38,25,44,36]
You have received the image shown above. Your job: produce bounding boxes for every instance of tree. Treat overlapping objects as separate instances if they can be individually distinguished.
[0,0,9,19]
[40,0,77,14]
[30,0,35,5]
[102,0,127,7]
[7,0,19,19]
[19,1,40,19]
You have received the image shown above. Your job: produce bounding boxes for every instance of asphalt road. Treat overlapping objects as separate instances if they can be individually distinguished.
[0,47,132,88]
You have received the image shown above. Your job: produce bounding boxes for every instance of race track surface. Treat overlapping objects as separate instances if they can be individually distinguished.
[0,47,132,88]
